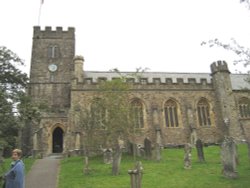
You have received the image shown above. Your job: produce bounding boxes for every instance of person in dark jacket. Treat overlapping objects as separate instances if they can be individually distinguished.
[4,149,25,188]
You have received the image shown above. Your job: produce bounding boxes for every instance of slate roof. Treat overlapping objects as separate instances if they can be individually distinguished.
[230,74,250,90]
[83,71,250,90]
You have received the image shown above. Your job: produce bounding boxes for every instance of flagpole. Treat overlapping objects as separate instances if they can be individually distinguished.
[38,0,43,25]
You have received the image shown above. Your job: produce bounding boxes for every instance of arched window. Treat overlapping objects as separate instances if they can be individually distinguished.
[197,98,211,126]
[239,97,250,118]
[91,98,106,128]
[164,99,179,127]
[130,99,144,128]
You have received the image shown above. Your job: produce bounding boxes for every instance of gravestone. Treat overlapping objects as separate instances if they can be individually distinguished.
[221,137,238,179]
[196,139,205,162]
[128,161,143,188]
[103,148,113,164]
[136,144,145,157]
[83,156,90,175]
[127,142,134,155]
[144,138,152,159]
[190,127,197,147]
[184,143,192,169]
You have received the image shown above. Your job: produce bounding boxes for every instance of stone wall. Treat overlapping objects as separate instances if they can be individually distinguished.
[70,81,222,146]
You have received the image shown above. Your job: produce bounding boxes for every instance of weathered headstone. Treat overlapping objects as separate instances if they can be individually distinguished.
[83,156,90,175]
[112,144,122,175]
[144,138,152,159]
[103,148,113,164]
[221,137,238,179]
[127,142,134,155]
[190,127,197,147]
[184,143,192,169]
[136,144,145,157]
[196,139,205,162]
[128,161,143,188]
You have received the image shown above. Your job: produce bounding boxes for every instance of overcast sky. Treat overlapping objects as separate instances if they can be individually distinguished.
[1,0,250,74]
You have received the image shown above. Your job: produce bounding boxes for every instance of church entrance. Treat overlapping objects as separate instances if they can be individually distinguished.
[52,127,63,153]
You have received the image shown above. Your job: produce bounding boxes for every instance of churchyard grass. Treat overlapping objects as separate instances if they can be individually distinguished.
[58,144,250,188]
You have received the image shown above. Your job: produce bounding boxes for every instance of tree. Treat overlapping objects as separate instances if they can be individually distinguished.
[0,46,28,156]
[17,93,45,156]
[201,38,250,74]
[99,77,133,175]
[75,102,105,175]
[75,68,148,175]
[201,1,250,74]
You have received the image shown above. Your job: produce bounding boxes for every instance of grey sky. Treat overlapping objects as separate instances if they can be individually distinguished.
[1,0,250,74]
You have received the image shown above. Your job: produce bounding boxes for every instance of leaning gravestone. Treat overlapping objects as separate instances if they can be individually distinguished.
[196,139,205,162]
[221,137,238,179]
[184,143,192,169]
[144,138,152,160]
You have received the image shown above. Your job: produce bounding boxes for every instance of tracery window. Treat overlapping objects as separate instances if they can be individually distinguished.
[197,98,211,126]
[239,97,250,118]
[130,99,144,128]
[164,99,179,127]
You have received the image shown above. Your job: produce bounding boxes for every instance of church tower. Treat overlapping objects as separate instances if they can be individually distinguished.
[29,26,75,109]
[28,26,75,155]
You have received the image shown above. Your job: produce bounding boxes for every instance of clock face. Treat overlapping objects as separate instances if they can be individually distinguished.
[48,64,58,72]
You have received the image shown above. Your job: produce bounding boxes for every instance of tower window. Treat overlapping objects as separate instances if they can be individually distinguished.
[48,45,59,58]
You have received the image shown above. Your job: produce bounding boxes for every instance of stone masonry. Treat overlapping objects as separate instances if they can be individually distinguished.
[25,26,250,156]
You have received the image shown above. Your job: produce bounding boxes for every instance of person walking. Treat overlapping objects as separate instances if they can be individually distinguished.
[3,149,25,188]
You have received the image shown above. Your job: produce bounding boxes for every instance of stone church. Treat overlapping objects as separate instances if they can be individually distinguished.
[27,26,250,156]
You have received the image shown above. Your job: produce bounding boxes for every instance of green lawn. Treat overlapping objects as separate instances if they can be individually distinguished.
[58,144,250,188]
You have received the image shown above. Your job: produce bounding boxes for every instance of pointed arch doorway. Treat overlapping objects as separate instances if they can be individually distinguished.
[52,127,64,153]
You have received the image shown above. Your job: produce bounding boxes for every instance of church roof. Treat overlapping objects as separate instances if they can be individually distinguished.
[83,71,250,90]
[231,74,250,90]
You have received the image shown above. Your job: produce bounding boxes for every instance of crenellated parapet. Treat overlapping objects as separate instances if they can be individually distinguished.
[81,71,212,86]
[210,60,230,75]
[33,26,75,39]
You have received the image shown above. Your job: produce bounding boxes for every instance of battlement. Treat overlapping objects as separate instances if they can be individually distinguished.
[210,60,230,74]
[33,26,75,39]
[82,71,213,86]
